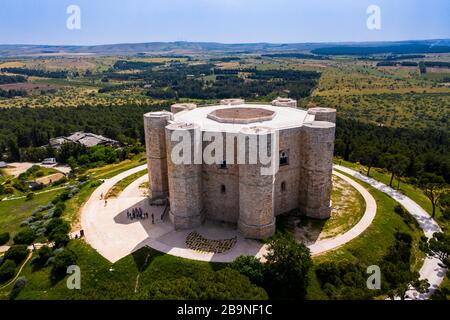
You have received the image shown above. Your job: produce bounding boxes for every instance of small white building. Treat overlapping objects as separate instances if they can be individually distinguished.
[42,158,57,165]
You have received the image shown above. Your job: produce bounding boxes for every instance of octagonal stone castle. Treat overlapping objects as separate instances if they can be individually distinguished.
[144,98,336,239]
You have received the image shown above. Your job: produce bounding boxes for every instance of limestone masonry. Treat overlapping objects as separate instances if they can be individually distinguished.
[144,99,336,239]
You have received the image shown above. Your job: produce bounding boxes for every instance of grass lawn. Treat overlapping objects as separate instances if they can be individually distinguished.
[63,180,103,229]
[105,169,147,199]
[0,241,267,300]
[87,154,146,179]
[306,169,426,300]
[278,174,366,243]
[0,189,62,244]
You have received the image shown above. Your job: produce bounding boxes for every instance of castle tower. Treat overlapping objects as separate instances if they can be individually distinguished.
[170,103,197,114]
[143,111,173,202]
[298,120,335,219]
[272,97,297,108]
[238,127,276,239]
[165,122,204,229]
[307,107,336,123]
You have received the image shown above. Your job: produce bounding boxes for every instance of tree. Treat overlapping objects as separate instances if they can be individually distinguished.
[230,256,265,286]
[0,259,16,282]
[353,145,379,177]
[417,173,449,218]
[50,249,77,281]
[4,245,29,264]
[13,228,36,245]
[382,232,429,299]
[264,233,312,299]
[380,153,409,188]
[0,232,10,245]
[426,232,450,269]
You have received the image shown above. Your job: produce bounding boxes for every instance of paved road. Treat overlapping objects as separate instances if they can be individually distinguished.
[334,165,446,300]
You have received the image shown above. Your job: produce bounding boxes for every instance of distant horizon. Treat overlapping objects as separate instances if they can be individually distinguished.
[1,0,449,46]
[2,37,450,48]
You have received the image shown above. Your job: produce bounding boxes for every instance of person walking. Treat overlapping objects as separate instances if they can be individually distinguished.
[151,213,155,225]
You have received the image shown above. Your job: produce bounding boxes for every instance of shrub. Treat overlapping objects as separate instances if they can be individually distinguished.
[4,186,14,194]
[26,192,35,201]
[35,171,44,177]
[52,202,66,218]
[147,268,267,300]
[230,256,265,286]
[9,276,26,300]
[264,233,312,299]
[0,259,16,282]
[52,177,68,186]
[50,230,70,248]
[31,246,53,268]
[30,183,44,191]
[13,228,36,245]
[50,249,77,281]
[4,245,29,264]
[0,232,10,245]
[45,218,70,236]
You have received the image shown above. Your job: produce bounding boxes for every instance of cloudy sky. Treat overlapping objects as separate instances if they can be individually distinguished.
[0,0,449,45]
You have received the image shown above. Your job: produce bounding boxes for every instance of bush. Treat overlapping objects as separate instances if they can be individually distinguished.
[52,202,66,218]
[0,232,10,245]
[230,256,265,286]
[31,246,53,268]
[4,245,29,264]
[30,183,44,191]
[50,230,70,248]
[9,276,26,300]
[4,186,14,194]
[147,268,267,300]
[264,233,312,299]
[13,228,36,245]
[26,192,35,201]
[0,259,16,282]
[50,249,77,281]
[45,218,70,237]
[52,177,68,186]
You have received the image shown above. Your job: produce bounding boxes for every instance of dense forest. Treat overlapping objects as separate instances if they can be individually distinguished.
[0,67,69,79]
[0,88,27,98]
[112,60,162,71]
[336,118,450,183]
[312,44,450,56]
[97,63,321,100]
[0,104,169,162]
[0,74,26,84]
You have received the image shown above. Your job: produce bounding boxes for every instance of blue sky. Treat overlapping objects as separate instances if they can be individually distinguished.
[0,0,449,45]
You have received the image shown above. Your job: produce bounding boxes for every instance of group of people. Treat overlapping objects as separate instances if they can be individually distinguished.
[127,207,154,224]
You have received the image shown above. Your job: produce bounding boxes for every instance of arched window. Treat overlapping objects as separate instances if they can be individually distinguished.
[281,181,286,192]
[221,185,226,193]
[280,150,289,166]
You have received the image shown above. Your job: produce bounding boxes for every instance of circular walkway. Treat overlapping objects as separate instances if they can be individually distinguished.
[81,166,376,263]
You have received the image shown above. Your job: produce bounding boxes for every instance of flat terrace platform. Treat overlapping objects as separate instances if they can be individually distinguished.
[174,104,315,133]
